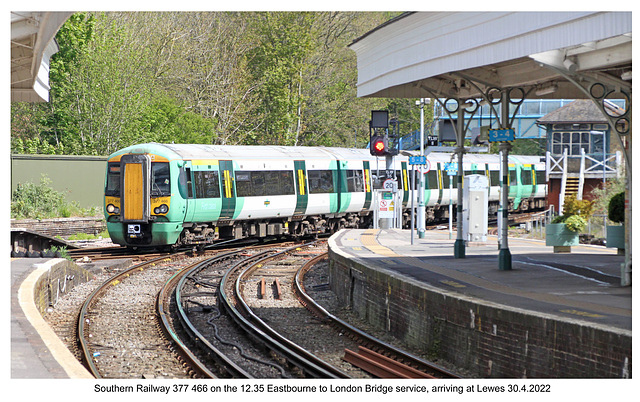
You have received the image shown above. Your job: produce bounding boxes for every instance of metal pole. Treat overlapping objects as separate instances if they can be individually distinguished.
[418,99,426,238]
[498,91,512,270]
[411,165,416,245]
[454,105,465,258]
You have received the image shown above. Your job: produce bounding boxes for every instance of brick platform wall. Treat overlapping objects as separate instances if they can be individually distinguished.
[329,247,632,378]
[11,217,106,239]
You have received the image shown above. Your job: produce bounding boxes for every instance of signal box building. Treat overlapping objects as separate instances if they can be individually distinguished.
[537,99,626,213]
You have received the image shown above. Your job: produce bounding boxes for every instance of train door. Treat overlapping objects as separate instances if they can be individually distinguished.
[120,154,151,223]
[185,161,223,222]
[362,161,372,211]
[219,160,236,219]
[293,160,308,216]
[400,161,409,207]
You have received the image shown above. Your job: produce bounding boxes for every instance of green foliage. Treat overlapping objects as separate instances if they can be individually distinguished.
[608,191,625,224]
[11,12,424,154]
[552,195,595,232]
[562,195,595,220]
[564,215,587,233]
[11,175,95,219]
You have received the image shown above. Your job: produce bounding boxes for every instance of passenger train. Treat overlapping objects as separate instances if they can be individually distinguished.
[104,143,546,249]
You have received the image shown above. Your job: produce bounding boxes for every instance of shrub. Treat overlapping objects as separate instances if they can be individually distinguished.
[608,191,625,224]
[11,175,88,219]
[564,215,587,233]
[551,195,595,232]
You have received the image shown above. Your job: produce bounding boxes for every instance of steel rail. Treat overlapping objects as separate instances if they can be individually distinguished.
[294,252,461,379]
[77,253,186,378]
[171,249,254,378]
[220,241,350,379]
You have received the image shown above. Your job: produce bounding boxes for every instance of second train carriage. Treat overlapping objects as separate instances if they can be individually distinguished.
[104,143,546,248]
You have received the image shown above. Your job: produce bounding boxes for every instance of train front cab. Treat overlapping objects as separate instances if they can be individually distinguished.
[105,152,184,248]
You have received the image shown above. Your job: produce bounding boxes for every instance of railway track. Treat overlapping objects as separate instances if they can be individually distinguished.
[76,251,208,378]
[62,239,462,379]
[295,253,460,379]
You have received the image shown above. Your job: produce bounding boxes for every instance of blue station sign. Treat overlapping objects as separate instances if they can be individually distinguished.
[488,129,515,142]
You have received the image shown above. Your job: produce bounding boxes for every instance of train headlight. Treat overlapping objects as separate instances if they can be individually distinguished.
[106,204,120,214]
[154,204,169,214]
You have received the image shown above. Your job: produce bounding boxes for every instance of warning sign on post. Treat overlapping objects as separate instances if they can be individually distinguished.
[378,193,395,218]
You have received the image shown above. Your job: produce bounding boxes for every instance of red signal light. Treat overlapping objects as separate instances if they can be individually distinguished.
[370,135,387,156]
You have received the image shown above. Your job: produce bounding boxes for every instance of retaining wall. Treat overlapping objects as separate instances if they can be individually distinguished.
[328,244,632,378]
[31,259,94,314]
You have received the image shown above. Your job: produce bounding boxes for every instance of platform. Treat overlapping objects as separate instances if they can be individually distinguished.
[328,228,631,378]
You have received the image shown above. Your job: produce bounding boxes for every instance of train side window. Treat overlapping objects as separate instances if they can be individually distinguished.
[521,170,532,185]
[235,171,295,197]
[308,170,335,193]
[490,171,500,186]
[509,170,517,185]
[193,171,221,198]
[395,170,404,190]
[426,170,438,190]
[179,167,193,199]
[279,171,295,195]
[105,163,121,196]
[235,172,252,197]
[445,174,458,189]
[346,170,364,192]
[536,170,546,185]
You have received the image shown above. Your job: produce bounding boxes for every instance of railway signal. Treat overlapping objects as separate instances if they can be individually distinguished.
[370,135,387,156]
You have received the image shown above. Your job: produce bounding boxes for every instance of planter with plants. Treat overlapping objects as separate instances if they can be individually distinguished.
[546,195,594,253]
[606,191,625,253]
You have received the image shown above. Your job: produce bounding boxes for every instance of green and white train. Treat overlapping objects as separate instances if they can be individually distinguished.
[104,143,546,248]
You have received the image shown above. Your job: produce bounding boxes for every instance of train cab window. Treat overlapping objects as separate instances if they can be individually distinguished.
[105,163,121,196]
[308,170,335,193]
[346,170,364,192]
[151,162,171,197]
[193,171,221,198]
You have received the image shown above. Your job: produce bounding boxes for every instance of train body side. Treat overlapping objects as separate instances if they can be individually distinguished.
[103,143,546,248]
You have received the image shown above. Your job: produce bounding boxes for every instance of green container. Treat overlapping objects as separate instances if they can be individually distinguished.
[546,223,579,252]
[606,225,625,250]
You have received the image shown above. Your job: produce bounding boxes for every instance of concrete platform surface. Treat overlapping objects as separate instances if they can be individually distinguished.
[331,229,630,331]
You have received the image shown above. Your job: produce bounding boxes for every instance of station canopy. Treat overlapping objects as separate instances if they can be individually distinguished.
[11,12,72,103]
[348,12,631,101]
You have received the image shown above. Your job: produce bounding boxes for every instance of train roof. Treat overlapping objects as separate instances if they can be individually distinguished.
[108,143,542,165]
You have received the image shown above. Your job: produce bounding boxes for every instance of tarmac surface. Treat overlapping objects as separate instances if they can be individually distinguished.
[330,228,631,332]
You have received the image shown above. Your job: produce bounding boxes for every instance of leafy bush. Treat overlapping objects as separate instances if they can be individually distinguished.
[564,215,587,233]
[551,195,595,232]
[11,175,86,219]
[608,191,625,224]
